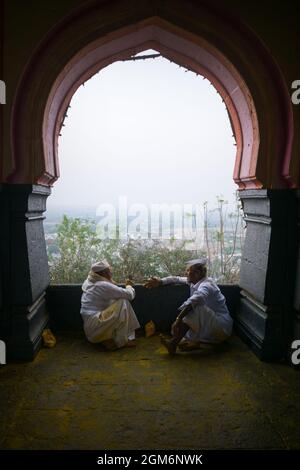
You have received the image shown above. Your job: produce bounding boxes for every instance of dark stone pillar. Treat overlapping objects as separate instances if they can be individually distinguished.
[0,184,51,360]
[290,191,300,359]
[236,189,298,361]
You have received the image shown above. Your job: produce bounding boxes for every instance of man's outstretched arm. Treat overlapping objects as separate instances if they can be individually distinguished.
[144,276,188,288]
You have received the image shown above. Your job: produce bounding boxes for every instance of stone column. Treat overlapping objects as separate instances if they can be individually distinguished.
[0,184,51,360]
[236,189,298,361]
[290,190,300,361]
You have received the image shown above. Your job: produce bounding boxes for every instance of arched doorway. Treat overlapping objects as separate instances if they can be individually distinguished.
[2,1,295,360]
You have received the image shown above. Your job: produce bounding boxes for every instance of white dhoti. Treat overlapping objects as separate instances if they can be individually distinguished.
[82,299,140,348]
[178,305,230,344]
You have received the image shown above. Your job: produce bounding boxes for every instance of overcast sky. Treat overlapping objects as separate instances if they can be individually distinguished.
[47,50,237,213]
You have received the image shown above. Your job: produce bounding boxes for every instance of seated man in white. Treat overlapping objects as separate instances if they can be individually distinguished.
[80,260,140,350]
[144,258,233,354]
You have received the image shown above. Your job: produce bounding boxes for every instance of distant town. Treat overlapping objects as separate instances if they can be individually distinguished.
[45,204,245,282]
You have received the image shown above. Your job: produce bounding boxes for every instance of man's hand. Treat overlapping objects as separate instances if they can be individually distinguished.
[125,278,135,287]
[144,276,162,289]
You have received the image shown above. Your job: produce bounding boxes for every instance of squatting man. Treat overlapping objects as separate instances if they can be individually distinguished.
[80,258,233,353]
[144,259,233,354]
[80,261,140,350]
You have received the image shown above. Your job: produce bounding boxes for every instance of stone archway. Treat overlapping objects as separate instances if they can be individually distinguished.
[11,19,261,190]
[2,0,296,360]
[7,4,294,188]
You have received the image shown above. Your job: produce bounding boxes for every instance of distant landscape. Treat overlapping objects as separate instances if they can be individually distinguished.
[44,201,245,284]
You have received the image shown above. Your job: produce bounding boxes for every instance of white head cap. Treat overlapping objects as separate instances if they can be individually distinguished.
[91,260,110,273]
[186,258,207,268]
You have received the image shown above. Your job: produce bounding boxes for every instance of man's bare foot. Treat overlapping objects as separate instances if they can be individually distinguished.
[160,336,177,355]
[178,341,214,351]
[101,339,118,350]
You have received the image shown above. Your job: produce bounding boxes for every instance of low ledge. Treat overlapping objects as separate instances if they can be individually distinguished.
[46,283,241,332]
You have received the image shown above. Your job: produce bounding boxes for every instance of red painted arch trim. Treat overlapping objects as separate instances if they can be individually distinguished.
[42,19,259,189]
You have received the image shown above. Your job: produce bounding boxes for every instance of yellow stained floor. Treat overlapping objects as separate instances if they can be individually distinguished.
[0,333,299,450]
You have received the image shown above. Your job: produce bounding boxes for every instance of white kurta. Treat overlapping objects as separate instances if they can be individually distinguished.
[162,276,233,343]
[80,279,140,347]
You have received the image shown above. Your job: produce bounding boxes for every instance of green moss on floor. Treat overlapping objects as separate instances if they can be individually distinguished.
[0,333,299,450]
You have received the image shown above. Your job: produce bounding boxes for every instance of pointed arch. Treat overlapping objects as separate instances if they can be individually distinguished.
[7,1,293,189]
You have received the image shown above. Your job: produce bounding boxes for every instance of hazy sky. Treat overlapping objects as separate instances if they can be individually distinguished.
[47,50,237,213]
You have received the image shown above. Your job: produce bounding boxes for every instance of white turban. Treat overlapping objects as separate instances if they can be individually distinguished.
[186,258,207,267]
[91,260,110,273]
